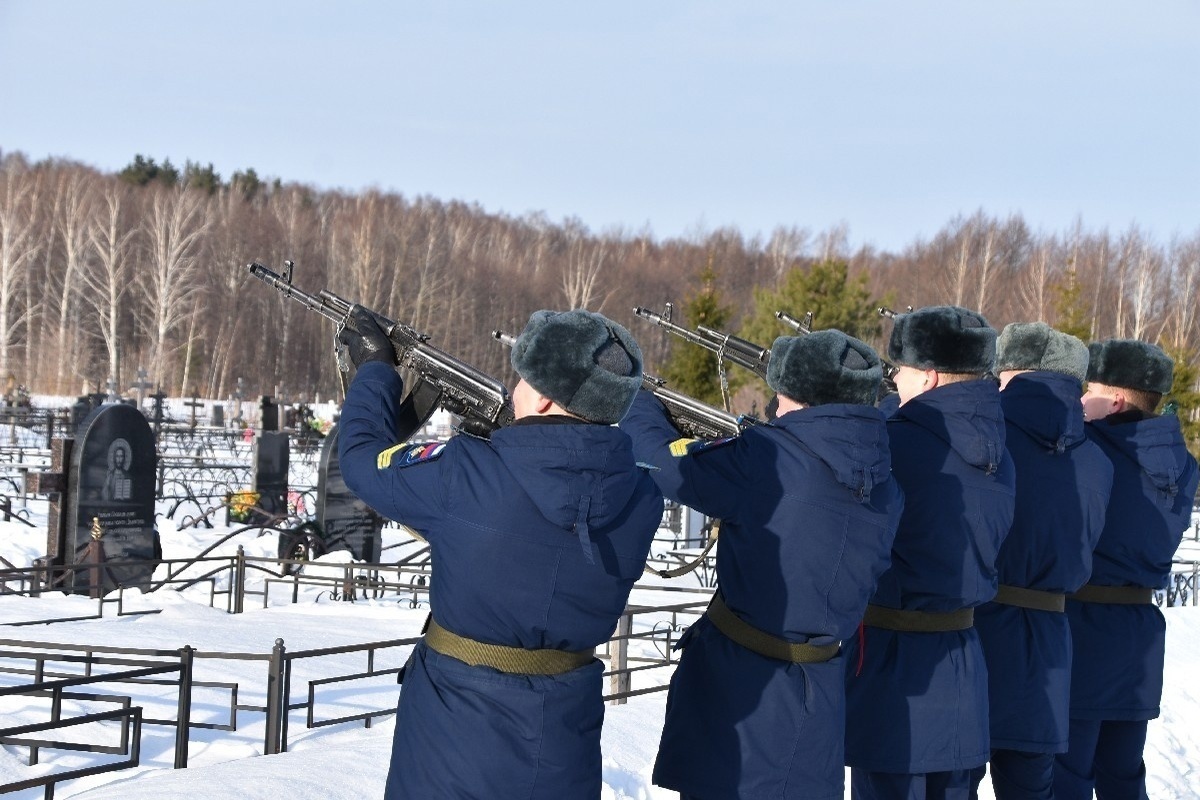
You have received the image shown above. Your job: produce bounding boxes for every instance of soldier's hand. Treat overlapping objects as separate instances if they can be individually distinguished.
[339,306,397,367]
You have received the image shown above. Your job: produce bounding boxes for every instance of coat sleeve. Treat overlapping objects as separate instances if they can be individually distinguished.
[337,361,450,535]
[618,389,750,522]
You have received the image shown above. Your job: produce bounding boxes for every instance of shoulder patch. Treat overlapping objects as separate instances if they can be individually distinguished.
[377,441,446,469]
[669,436,736,458]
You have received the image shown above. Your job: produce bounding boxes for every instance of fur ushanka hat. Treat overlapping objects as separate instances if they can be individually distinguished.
[1086,339,1174,395]
[766,329,883,407]
[510,309,643,424]
[887,305,996,374]
[994,322,1089,383]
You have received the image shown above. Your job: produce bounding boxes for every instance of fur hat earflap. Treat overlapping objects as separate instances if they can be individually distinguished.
[1086,339,1174,395]
[995,322,1088,383]
[767,329,883,407]
[510,309,643,424]
[887,305,996,374]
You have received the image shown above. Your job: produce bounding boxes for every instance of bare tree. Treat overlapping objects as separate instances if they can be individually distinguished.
[50,170,96,390]
[83,182,138,390]
[141,186,209,390]
[0,164,42,382]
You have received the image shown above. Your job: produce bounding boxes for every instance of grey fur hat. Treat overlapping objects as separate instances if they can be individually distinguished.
[510,309,643,424]
[887,305,996,374]
[995,322,1089,383]
[1086,339,1174,395]
[767,329,883,407]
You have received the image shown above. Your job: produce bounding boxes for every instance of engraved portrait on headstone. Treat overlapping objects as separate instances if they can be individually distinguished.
[103,438,133,500]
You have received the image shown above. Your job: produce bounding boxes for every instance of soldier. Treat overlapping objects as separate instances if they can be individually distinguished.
[844,305,1016,800]
[970,323,1114,799]
[336,307,663,799]
[1054,339,1199,799]
[620,329,904,799]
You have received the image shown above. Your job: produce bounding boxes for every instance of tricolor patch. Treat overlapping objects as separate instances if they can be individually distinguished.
[377,441,446,469]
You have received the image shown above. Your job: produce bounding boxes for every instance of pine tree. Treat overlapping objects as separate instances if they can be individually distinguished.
[660,263,732,407]
[738,260,882,352]
[1162,346,1200,461]
[1052,262,1092,341]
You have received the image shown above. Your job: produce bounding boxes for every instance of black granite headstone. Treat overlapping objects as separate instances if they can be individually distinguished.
[65,404,158,593]
[252,431,289,524]
[316,425,384,562]
[212,404,225,428]
[261,396,279,432]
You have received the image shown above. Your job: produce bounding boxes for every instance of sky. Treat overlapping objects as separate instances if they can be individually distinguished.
[2,1,1199,252]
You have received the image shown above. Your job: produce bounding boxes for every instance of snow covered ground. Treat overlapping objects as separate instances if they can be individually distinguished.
[2,476,1199,797]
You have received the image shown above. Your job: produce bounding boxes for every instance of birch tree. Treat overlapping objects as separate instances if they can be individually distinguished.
[83,182,137,390]
[0,164,42,381]
[141,186,209,390]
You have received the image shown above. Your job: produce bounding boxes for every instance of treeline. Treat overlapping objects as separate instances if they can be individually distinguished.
[0,149,1197,451]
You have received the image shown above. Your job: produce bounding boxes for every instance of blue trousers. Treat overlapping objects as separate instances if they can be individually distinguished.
[851,769,973,800]
[1054,718,1149,800]
[968,750,1054,800]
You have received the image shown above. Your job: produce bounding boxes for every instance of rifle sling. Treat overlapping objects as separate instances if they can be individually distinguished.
[644,520,720,579]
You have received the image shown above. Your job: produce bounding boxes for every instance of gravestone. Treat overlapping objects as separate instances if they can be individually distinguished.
[252,431,289,524]
[212,404,225,428]
[261,396,279,432]
[316,425,384,562]
[64,404,159,593]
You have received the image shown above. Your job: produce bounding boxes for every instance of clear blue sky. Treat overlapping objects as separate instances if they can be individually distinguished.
[3,1,1198,252]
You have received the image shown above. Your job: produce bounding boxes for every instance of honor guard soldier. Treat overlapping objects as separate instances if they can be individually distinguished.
[844,305,1016,800]
[1054,339,1199,800]
[971,323,1114,799]
[337,308,663,800]
[620,329,904,800]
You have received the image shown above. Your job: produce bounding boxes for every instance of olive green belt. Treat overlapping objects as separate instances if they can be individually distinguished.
[1069,584,1155,605]
[707,594,840,664]
[424,617,595,675]
[862,604,974,632]
[994,584,1066,613]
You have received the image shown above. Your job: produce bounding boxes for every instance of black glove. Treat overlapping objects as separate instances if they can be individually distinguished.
[338,306,397,367]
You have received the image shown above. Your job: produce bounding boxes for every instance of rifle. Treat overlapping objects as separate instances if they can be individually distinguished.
[248,260,514,435]
[775,310,814,334]
[876,306,913,392]
[492,330,753,439]
[633,304,770,381]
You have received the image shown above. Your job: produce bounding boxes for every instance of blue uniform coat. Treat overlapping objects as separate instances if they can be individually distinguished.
[620,390,903,799]
[339,362,663,799]
[1067,411,1199,721]
[844,379,1017,774]
[975,372,1113,753]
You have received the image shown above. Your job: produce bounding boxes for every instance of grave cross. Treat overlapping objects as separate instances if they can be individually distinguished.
[131,367,153,407]
[184,394,204,428]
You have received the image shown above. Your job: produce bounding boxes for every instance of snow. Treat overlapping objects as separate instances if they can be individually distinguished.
[2,487,1199,797]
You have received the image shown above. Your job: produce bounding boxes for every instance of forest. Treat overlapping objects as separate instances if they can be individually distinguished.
[1,149,1197,453]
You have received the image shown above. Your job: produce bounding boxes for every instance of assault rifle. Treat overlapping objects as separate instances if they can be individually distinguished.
[491,330,753,439]
[633,303,770,381]
[876,306,913,392]
[248,260,515,434]
[776,310,813,334]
